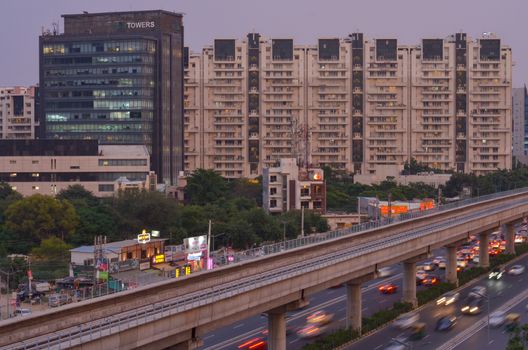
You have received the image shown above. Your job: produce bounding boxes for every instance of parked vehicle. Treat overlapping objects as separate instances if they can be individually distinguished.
[48,294,71,307]
[14,308,31,317]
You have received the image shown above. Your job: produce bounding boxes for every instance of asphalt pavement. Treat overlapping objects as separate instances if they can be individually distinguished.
[346,252,528,350]
[200,249,448,350]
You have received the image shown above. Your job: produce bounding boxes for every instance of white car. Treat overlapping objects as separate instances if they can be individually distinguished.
[489,311,506,327]
[433,256,444,265]
[509,265,525,275]
[393,313,419,330]
[457,259,467,268]
[378,266,396,278]
[14,308,31,317]
[416,270,427,280]
[438,260,447,269]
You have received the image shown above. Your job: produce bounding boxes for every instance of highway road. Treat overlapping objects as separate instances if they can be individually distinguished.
[200,250,449,350]
[345,250,528,350]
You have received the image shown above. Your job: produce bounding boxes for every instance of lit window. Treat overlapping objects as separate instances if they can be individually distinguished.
[32,186,39,190]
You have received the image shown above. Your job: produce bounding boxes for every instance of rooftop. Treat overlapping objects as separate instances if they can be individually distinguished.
[70,238,166,254]
[99,145,149,158]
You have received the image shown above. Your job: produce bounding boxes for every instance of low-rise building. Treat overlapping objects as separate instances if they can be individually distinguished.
[262,158,326,214]
[0,86,38,140]
[0,139,153,197]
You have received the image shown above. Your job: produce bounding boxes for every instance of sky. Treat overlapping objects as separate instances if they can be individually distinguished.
[0,0,526,87]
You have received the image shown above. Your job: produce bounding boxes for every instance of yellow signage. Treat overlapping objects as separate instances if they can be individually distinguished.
[137,229,151,244]
[154,254,165,264]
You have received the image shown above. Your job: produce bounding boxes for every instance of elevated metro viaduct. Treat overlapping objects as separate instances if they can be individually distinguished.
[0,189,526,350]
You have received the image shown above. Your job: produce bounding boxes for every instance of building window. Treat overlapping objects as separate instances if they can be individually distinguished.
[301,201,309,209]
[270,187,277,195]
[300,187,310,197]
[98,184,115,192]
[270,175,277,183]
[9,160,16,164]
[126,252,133,259]
[32,186,39,190]
[32,160,39,164]
[314,201,322,209]
[270,199,277,208]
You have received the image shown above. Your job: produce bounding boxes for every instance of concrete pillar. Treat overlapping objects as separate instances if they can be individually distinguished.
[403,261,417,307]
[505,223,516,255]
[479,231,490,268]
[345,282,362,334]
[268,309,286,350]
[446,245,458,286]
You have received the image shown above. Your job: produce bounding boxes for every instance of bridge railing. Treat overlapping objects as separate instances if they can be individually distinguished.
[214,187,528,266]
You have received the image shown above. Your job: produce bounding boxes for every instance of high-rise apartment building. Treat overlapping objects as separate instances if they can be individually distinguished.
[184,33,512,178]
[39,10,184,184]
[0,86,38,139]
[513,86,528,164]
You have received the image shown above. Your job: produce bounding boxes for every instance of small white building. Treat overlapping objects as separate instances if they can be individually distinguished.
[262,158,326,214]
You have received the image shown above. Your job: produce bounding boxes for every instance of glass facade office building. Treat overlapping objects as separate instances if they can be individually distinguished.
[39,10,184,184]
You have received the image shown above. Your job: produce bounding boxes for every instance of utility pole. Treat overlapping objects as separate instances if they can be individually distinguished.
[301,206,305,237]
[388,192,392,219]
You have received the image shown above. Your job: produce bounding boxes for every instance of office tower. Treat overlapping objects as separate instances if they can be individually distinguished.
[0,86,38,139]
[39,10,184,184]
[183,33,512,178]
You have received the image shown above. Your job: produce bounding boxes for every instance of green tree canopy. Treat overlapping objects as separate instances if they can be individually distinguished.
[31,236,71,262]
[184,169,229,205]
[5,194,79,248]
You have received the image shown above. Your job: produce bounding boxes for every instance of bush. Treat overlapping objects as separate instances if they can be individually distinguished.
[417,282,455,306]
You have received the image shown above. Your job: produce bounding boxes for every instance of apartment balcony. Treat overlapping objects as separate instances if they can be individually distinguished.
[213,90,244,95]
[476,80,510,87]
[249,64,259,71]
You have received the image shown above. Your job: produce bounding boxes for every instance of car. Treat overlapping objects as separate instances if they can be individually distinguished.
[436,292,460,306]
[469,286,487,297]
[14,308,31,317]
[433,256,444,265]
[473,255,480,264]
[48,294,72,308]
[489,267,505,280]
[435,315,457,331]
[378,266,396,278]
[508,265,525,275]
[422,262,435,271]
[416,270,427,280]
[297,324,326,339]
[393,313,419,329]
[306,311,333,325]
[456,258,467,268]
[379,283,398,294]
[421,276,439,286]
[489,311,507,327]
[237,337,267,350]
[438,260,447,269]
[461,297,484,315]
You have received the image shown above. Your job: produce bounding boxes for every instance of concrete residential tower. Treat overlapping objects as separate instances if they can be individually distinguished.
[184,33,512,178]
[39,10,184,184]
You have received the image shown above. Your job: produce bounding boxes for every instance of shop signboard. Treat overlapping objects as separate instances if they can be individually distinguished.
[137,230,151,244]
[164,251,174,262]
[139,260,151,270]
[183,235,207,253]
[187,252,202,261]
[153,254,165,264]
[109,259,139,273]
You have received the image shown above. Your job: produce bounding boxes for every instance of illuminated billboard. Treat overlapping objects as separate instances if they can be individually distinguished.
[183,235,207,253]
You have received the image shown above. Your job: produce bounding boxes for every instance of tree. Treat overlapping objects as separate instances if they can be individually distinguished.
[184,169,229,205]
[31,236,71,263]
[57,184,98,206]
[0,182,22,224]
[5,194,79,249]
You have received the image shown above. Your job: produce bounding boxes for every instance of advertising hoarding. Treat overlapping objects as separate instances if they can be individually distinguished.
[183,235,207,253]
